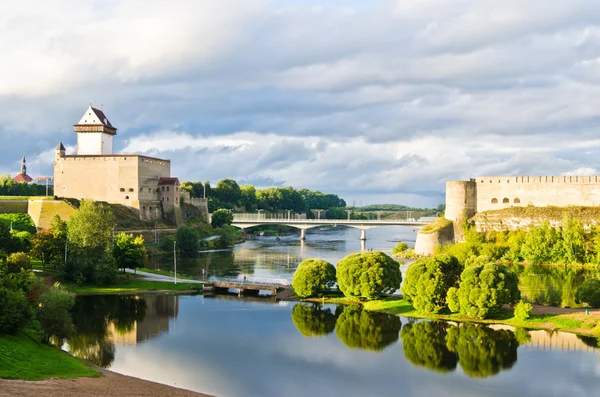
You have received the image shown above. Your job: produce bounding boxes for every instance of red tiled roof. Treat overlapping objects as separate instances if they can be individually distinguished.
[158,177,179,185]
[13,173,33,183]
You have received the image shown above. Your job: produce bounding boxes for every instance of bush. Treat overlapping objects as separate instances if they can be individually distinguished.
[291,259,336,298]
[575,279,600,308]
[401,255,462,312]
[513,300,533,320]
[336,251,401,300]
[0,287,32,334]
[176,226,199,253]
[214,225,236,249]
[392,242,408,255]
[5,252,31,273]
[211,208,234,228]
[447,262,520,319]
[38,283,75,344]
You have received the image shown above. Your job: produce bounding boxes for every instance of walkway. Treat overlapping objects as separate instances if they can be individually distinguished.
[124,269,204,284]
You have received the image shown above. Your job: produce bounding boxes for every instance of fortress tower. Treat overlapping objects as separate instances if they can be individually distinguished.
[74,105,117,155]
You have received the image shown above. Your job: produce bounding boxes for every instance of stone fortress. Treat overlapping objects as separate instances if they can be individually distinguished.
[54,105,206,223]
[444,175,600,223]
[415,175,600,255]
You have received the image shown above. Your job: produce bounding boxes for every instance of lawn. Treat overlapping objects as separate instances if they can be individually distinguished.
[0,330,99,380]
[138,267,197,280]
[63,279,203,294]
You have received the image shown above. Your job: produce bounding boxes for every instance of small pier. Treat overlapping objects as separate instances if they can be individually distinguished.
[207,278,290,297]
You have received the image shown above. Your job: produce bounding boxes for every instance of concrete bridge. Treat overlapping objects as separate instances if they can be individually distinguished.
[228,214,429,240]
[208,277,290,296]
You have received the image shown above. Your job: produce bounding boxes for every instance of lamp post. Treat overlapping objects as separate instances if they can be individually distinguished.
[173,240,177,285]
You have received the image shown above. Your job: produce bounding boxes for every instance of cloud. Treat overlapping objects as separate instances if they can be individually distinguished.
[1,0,600,205]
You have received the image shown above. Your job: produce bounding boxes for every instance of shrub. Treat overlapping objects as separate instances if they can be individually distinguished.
[211,208,234,228]
[336,251,401,300]
[0,287,32,334]
[38,283,75,344]
[292,259,336,298]
[214,225,236,249]
[447,262,520,319]
[5,252,31,273]
[392,242,408,255]
[401,255,462,312]
[575,279,600,308]
[513,300,533,320]
[176,226,199,253]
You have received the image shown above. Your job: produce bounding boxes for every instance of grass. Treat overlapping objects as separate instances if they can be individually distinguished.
[0,329,99,380]
[419,218,453,234]
[138,268,197,280]
[318,296,600,336]
[63,279,202,294]
[0,196,53,201]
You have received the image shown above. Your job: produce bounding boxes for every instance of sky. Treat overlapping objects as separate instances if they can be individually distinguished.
[2,0,600,208]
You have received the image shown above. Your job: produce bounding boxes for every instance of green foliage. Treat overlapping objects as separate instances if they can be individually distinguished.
[562,214,586,264]
[63,251,117,286]
[30,229,65,267]
[214,225,236,249]
[0,222,11,254]
[211,208,234,228]
[532,283,562,307]
[0,213,36,233]
[38,283,75,344]
[521,221,562,264]
[335,306,401,351]
[291,259,336,298]
[176,226,199,253]
[67,200,114,256]
[445,324,518,378]
[420,218,453,234]
[0,287,31,334]
[113,233,148,273]
[401,255,462,312]
[9,230,31,253]
[336,251,402,300]
[5,252,31,273]
[447,262,520,319]
[0,173,51,196]
[392,242,408,255]
[513,300,533,320]
[291,304,336,337]
[575,278,600,308]
[400,321,457,373]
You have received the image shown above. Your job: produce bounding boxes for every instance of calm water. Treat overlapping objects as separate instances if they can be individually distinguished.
[66,227,600,396]
[67,294,600,397]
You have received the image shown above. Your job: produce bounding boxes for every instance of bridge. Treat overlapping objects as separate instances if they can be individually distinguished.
[207,277,291,296]
[228,214,429,240]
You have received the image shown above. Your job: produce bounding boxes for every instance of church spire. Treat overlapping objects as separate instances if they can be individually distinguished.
[21,156,26,175]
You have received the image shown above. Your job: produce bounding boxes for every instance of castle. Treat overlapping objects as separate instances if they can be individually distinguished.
[54,105,183,221]
[444,176,600,222]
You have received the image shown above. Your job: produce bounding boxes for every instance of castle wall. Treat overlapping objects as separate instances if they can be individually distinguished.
[475,176,600,213]
[77,133,113,155]
[444,180,477,222]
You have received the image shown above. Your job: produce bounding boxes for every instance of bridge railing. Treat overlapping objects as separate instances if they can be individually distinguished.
[231,214,429,224]
[209,276,291,286]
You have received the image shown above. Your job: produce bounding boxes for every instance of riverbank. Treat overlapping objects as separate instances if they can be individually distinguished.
[307,295,600,337]
[0,367,212,397]
[63,279,203,295]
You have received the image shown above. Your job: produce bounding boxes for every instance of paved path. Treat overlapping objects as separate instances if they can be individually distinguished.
[125,269,204,284]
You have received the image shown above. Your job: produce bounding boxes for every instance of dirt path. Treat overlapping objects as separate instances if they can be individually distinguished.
[0,368,213,397]
[530,304,600,316]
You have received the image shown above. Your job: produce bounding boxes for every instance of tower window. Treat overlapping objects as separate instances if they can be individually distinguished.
[125,196,129,199]
[491,198,498,204]
[514,198,521,204]
[120,188,125,192]
[167,187,170,192]
[128,188,134,192]
[503,198,509,203]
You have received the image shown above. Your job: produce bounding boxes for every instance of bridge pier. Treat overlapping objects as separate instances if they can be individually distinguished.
[300,229,306,241]
[360,229,367,241]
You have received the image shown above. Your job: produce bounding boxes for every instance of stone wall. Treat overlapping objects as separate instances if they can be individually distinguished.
[414,220,455,256]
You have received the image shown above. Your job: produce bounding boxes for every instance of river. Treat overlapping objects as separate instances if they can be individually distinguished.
[66,226,600,397]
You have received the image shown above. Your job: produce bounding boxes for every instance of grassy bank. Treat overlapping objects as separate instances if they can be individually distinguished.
[63,279,202,294]
[137,268,197,281]
[0,330,99,380]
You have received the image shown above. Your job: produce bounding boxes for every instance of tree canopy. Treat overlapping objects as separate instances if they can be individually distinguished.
[113,233,148,273]
[292,259,336,298]
[336,251,401,300]
[67,200,114,255]
[575,278,600,308]
[211,208,233,228]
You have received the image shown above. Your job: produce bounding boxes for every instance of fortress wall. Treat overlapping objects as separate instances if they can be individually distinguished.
[445,180,477,222]
[138,157,170,202]
[475,176,600,213]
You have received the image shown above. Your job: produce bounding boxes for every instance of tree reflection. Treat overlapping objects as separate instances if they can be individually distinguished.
[446,324,518,378]
[335,306,402,352]
[291,304,336,337]
[400,321,457,373]
[68,295,148,368]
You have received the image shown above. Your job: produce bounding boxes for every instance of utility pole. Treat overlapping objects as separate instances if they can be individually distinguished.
[173,240,177,284]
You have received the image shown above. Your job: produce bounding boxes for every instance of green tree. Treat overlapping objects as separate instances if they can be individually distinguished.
[240,184,257,211]
[38,283,75,344]
[447,262,520,319]
[575,278,600,308]
[335,306,401,351]
[0,222,11,254]
[211,208,234,228]
[214,179,242,208]
[521,221,562,264]
[402,255,463,313]
[291,259,336,298]
[214,225,236,249]
[446,324,518,378]
[336,251,401,300]
[291,304,336,337]
[30,229,55,267]
[392,242,408,255]
[562,214,585,264]
[176,226,199,253]
[513,300,532,320]
[0,287,31,334]
[113,233,148,273]
[5,252,31,273]
[67,200,114,256]
[400,321,458,373]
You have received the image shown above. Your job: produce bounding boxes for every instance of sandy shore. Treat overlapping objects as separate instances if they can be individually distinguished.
[0,368,213,397]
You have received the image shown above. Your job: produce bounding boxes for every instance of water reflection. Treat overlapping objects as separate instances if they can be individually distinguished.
[400,321,458,373]
[290,304,337,337]
[335,305,402,352]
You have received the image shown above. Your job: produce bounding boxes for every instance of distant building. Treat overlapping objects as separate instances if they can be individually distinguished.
[13,156,33,183]
[53,105,204,222]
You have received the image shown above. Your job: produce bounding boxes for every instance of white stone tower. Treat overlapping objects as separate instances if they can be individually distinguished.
[74,105,117,155]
